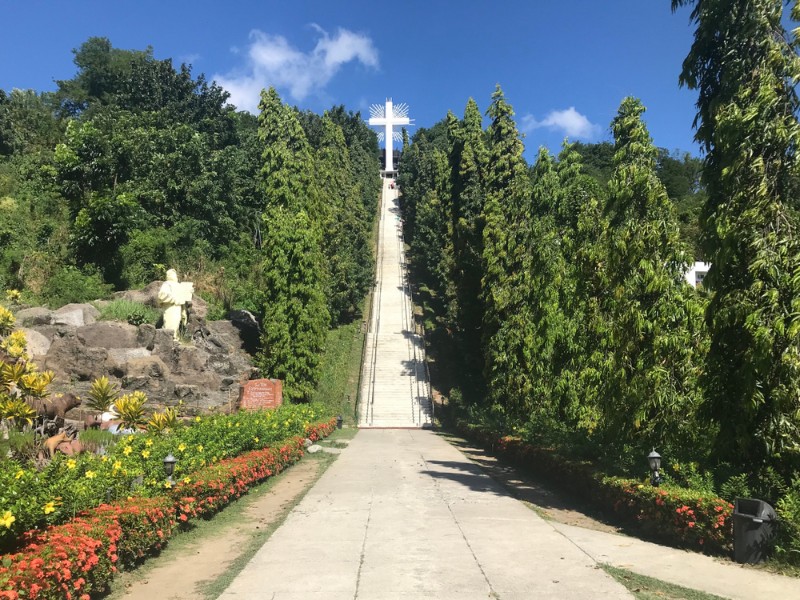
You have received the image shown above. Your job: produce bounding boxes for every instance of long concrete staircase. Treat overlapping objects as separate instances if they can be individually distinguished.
[358,177,433,428]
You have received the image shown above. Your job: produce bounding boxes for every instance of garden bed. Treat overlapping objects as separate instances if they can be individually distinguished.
[0,416,337,599]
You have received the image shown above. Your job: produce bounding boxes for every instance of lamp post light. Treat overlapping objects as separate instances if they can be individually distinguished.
[648,449,662,486]
[163,453,177,487]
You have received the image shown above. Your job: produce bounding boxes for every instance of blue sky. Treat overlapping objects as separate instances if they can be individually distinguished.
[1,1,700,159]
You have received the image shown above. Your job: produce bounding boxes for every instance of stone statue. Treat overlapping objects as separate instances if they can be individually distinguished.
[157,269,194,340]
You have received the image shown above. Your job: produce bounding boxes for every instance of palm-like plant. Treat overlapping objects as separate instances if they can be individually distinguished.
[115,391,147,430]
[85,376,119,415]
[147,407,179,433]
[0,395,37,429]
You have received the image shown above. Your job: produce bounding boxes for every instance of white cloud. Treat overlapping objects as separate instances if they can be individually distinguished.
[179,53,201,66]
[520,107,601,140]
[214,25,379,112]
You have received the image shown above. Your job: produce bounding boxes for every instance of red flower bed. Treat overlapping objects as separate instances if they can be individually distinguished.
[0,496,173,599]
[171,438,305,521]
[0,417,337,599]
[304,418,337,442]
[457,422,734,554]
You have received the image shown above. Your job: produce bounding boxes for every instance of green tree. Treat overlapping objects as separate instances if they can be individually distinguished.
[600,97,706,451]
[481,85,532,416]
[674,0,800,465]
[314,115,373,323]
[257,88,329,400]
[449,98,489,369]
[257,209,329,400]
[55,37,149,115]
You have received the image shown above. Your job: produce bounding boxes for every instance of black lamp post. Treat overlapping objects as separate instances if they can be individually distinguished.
[336,415,343,429]
[163,453,177,487]
[648,449,662,486]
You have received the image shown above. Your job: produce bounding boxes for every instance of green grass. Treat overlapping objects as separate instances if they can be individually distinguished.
[311,320,366,426]
[602,565,728,600]
[97,299,160,326]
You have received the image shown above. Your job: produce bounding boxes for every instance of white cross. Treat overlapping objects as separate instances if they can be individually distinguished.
[368,99,412,173]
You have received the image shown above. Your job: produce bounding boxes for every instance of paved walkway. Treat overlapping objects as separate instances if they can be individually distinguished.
[550,521,800,599]
[358,178,431,428]
[219,429,800,600]
[220,429,631,599]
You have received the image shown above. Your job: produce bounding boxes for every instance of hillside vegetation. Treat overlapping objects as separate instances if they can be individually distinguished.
[0,37,381,399]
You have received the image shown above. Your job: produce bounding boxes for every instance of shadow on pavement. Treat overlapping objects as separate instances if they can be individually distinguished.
[434,432,621,533]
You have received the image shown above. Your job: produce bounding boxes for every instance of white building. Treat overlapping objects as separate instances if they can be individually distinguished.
[684,261,710,288]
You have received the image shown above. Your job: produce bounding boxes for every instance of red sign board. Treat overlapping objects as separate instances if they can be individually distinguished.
[239,378,283,411]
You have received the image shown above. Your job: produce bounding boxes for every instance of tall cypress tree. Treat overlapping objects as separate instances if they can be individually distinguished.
[258,87,321,220]
[256,87,329,400]
[551,143,606,429]
[315,115,372,323]
[524,147,567,424]
[674,0,800,463]
[450,98,489,369]
[258,208,329,400]
[601,97,705,449]
[481,85,532,415]
[409,145,451,298]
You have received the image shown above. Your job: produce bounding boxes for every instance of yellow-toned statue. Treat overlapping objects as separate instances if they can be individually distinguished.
[157,269,193,340]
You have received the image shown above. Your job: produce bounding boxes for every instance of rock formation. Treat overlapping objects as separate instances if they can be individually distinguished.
[14,283,261,419]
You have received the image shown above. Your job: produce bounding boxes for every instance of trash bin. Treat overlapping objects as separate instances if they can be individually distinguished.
[733,497,777,564]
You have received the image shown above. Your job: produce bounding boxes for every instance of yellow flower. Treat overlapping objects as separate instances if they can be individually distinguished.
[253,437,259,443]
[141,450,151,459]
[164,481,173,489]
[66,459,77,470]
[145,439,154,447]
[178,443,186,452]
[14,470,24,480]
[123,446,132,456]
[195,416,201,422]
[183,477,191,484]
[113,461,122,470]
[43,501,56,515]
[235,422,240,428]
[85,470,96,479]
[196,445,203,452]
[101,455,108,462]
[1,511,15,528]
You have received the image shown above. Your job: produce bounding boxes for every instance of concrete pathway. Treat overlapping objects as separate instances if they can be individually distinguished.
[550,521,800,600]
[219,429,631,599]
[358,178,432,428]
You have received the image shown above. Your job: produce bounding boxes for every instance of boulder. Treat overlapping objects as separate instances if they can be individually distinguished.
[113,281,162,308]
[78,321,139,349]
[44,333,108,381]
[15,307,52,327]
[52,304,99,328]
[188,294,208,319]
[126,355,170,379]
[20,327,51,358]
[106,348,152,377]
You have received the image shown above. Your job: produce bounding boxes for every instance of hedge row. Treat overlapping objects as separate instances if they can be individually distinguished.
[0,417,336,599]
[457,422,734,554]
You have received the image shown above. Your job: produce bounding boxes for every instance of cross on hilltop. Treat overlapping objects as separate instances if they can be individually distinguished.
[368,99,412,174]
